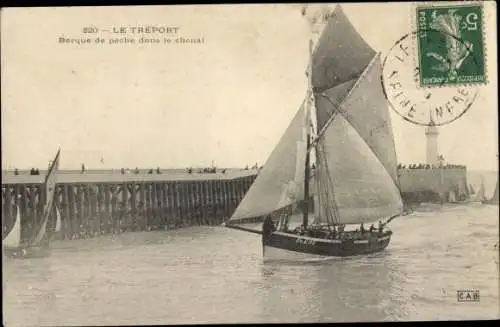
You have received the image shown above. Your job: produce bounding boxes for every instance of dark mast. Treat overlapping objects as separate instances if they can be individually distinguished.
[303,132,311,228]
[302,37,315,229]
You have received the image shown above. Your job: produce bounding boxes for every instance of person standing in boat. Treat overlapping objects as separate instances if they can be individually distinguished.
[329,226,337,239]
[338,224,345,239]
[378,220,384,235]
[262,215,276,240]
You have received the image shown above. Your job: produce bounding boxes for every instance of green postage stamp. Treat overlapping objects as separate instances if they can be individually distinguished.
[416,3,486,87]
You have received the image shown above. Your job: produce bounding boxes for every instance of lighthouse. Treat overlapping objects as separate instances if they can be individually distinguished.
[425,112,439,166]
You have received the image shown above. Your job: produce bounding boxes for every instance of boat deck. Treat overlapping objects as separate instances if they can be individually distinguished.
[279,227,390,241]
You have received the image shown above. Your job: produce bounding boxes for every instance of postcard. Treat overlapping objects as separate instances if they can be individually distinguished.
[2,2,498,325]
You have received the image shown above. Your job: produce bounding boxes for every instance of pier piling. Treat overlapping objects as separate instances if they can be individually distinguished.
[2,170,258,240]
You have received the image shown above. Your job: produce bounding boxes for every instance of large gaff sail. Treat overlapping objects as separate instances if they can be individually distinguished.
[317,113,403,225]
[229,104,308,227]
[314,55,403,225]
[31,149,61,245]
[3,205,21,248]
[315,80,357,132]
[316,55,400,185]
[310,6,376,94]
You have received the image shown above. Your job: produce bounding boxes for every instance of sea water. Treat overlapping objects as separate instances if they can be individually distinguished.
[2,203,499,325]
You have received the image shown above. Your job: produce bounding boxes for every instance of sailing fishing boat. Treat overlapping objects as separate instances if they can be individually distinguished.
[481,155,499,205]
[3,149,61,259]
[2,205,61,258]
[443,174,474,205]
[469,184,475,196]
[448,189,458,203]
[3,205,22,252]
[473,177,486,202]
[482,175,499,205]
[225,6,405,261]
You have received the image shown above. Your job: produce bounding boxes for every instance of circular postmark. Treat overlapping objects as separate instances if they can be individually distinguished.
[381,29,479,126]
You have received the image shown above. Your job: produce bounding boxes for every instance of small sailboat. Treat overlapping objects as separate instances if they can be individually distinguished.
[3,205,21,251]
[448,190,457,203]
[469,184,475,196]
[3,149,61,259]
[55,205,62,234]
[225,6,405,261]
[473,177,486,202]
[483,176,499,205]
[2,205,61,258]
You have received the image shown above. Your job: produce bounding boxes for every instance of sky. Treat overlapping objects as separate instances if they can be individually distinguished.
[1,2,498,171]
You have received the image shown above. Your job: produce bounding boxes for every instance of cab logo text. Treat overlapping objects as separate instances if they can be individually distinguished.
[457,290,480,302]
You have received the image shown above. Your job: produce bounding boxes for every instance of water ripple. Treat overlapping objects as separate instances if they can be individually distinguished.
[3,205,499,325]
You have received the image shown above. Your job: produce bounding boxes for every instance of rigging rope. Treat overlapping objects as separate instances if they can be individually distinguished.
[315,139,340,227]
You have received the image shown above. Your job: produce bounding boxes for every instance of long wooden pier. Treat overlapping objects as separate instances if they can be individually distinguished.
[1,169,258,241]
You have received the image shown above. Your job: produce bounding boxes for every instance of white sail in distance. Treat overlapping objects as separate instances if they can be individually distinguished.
[469,184,475,195]
[3,205,21,248]
[475,177,486,201]
[490,178,499,203]
[485,154,499,203]
[55,206,61,233]
[448,190,457,203]
[32,149,61,245]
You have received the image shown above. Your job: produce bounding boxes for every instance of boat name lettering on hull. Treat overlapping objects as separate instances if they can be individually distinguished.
[296,238,316,246]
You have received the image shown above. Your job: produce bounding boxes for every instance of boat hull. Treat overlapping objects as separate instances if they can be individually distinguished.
[3,245,51,260]
[262,231,392,262]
